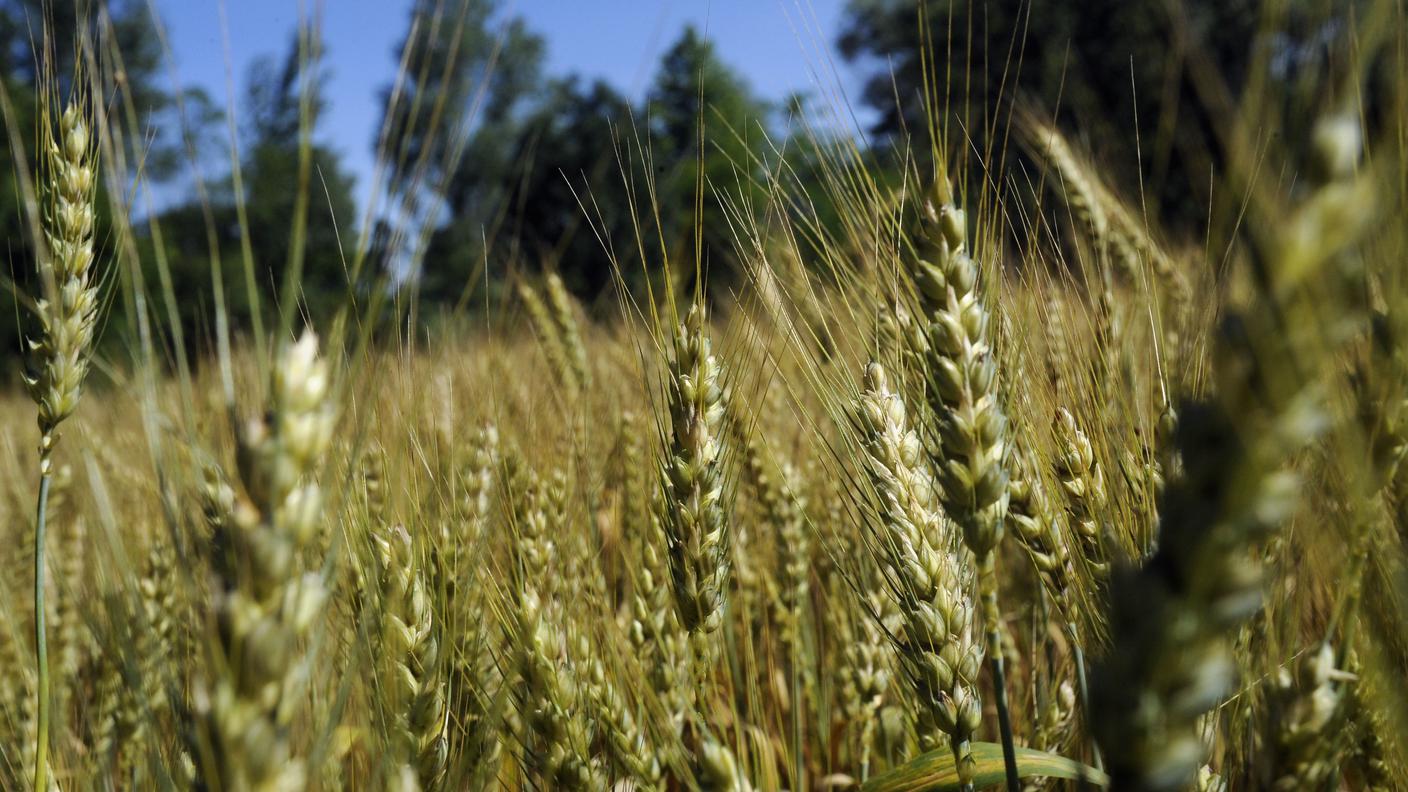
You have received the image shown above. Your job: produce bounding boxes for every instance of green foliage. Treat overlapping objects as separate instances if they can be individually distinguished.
[405,17,774,313]
[144,30,358,352]
[645,25,772,295]
[837,0,1266,221]
[0,0,175,377]
[426,76,634,303]
[380,0,545,209]
[860,743,1107,791]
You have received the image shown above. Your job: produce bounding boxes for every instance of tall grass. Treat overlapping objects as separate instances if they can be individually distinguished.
[1,2,1407,791]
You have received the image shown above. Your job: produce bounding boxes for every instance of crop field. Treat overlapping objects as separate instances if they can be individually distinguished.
[0,1,1406,790]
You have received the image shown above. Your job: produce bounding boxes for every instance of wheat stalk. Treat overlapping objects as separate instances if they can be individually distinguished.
[520,280,582,395]
[507,465,606,789]
[24,89,103,791]
[545,272,591,390]
[1054,408,1110,579]
[858,362,984,784]
[1027,117,1190,334]
[1090,114,1372,790]
[629,505,694,763]
[585,652,663,789]
[197,332,336,791]
[377,524,448,788]
[837,587,892,781]
[660,304,732,639]
[909,177,1020,789]
[1265,642,1348,789]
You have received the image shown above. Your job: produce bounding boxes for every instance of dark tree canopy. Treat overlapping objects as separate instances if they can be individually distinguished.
[139,28,359,355]
[391,12,775,312]
[0,0,178,375]
[378,0,545,211]
[242,32,357,322]
[837,0,1281,224]
[646,24,772,288]
[422,76,634,303]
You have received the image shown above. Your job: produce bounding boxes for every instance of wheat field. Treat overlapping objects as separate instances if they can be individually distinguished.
[1,2,1406,791]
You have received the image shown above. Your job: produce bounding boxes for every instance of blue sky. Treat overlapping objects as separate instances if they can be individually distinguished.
[154,0,865,208]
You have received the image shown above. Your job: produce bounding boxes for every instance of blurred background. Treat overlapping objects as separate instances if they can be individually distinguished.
[0,0,1323,374]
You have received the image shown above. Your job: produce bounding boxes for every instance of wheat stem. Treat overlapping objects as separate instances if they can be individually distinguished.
[26,89,102,792]
[979,557,1020,791]
[1069,632,1102,772]
[32,472,52,792]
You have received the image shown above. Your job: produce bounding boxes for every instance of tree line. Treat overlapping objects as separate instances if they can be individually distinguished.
[1,0,1309,373]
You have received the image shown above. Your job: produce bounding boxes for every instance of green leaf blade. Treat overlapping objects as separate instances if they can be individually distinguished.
[860,742,1108,791]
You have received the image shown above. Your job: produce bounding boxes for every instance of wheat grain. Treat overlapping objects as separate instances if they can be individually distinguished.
[585,653,662,789]
[377,524,448,788]
[507,467,606,789]
[27,100,100,471]
[545,272,591,390]
[198,332,336,791]
[660,304,732,639]
[1265,643,1347,790]
[858,362,984,782]
[1054,409,1110,579]
[520,280,581,395]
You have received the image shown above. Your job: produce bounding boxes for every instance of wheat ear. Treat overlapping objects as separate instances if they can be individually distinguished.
[378,524,448,788]
[25,91,102,791]
[1054,409,1110,579]
[660,304,731,639]
[858,362,984,784]
[509,468,606,789]
[909,179,1020,790]
[1090,115,1369,790]
[520,280,582,394]
[199,332,336,790]
[1265,643,1348,789]
[545,272,591,389]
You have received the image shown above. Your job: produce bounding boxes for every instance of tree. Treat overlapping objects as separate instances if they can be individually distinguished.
[375,0,547,304]
[836,0,1270,224]
[646,25,772,294]
[388,15,774,311]
[506,77,633,294]
[377,0,544,214]
[0,0,168,110]
[0,0,179,375]
[240,31,358,324]
[142,28,358,353]
[415,75,638,308]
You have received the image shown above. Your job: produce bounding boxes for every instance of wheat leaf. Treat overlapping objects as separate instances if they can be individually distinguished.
[861,742,1107,791]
